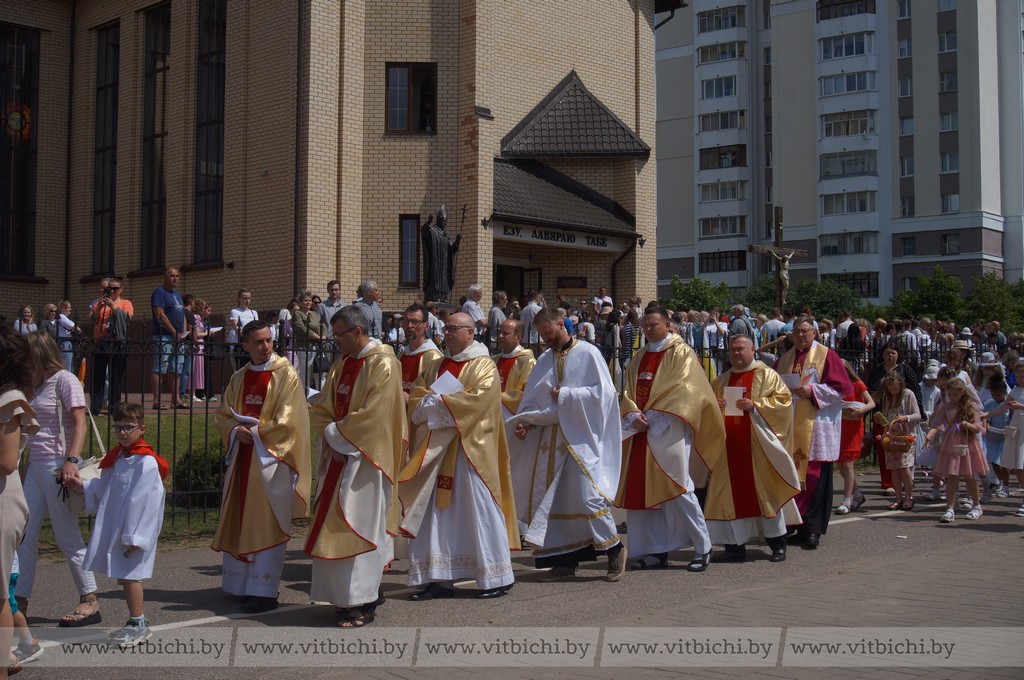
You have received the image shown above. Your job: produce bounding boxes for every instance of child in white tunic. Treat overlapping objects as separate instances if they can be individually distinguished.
[68,403,167,647]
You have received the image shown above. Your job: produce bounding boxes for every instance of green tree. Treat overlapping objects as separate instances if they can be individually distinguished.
[962,272,1020,329]
[890,266,963,321]
[662,275,731,312]
[786,278,864,322]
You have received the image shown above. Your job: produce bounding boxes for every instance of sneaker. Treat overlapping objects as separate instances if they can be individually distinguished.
[926,488,944,501]
[1015,505,1024,517]
[192,396,205,402]
[965,507,983,520]
[12,638,42,665]
[939,509,955,523]
[996,485,1010,499]
[109,619,151,647]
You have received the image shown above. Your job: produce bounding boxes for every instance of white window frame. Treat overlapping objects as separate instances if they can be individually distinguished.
[898,38,912,58]
[899,117,914,135]
[938,32,957,53]
[940,111,959,131]
[702,75,737,100]
[900,156,914,177]
[939,71,958,92]
[897,0,911,19]
[821,109,876,138]
[899,77,913,97]
[940,152,959,173]
[941,194,960,214]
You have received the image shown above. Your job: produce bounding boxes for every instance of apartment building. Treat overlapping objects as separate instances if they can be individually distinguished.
[656,0,1024,302]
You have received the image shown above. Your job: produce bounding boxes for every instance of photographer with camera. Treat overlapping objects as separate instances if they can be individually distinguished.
[88,278,133,416]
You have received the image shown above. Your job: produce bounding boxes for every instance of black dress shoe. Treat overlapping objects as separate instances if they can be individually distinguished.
[803,533,820,550]
[241,596,279,613]
[687,550,713,572]
[769,547,787,562]
[410,583,455,601]
[476,584,512,599]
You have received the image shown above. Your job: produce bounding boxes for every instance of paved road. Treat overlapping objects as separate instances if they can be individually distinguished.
[16,474,1024,679]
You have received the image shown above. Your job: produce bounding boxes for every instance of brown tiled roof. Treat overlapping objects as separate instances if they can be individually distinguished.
[501,71,651,159]
[492,158,636,236]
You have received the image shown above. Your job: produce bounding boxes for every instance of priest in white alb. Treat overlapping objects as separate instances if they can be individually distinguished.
[399,312,519,600]
[708,334,799,563]
[617,305,723,572]
[510,307,625,582]
[304,306,406,627]
[213,320,311,614]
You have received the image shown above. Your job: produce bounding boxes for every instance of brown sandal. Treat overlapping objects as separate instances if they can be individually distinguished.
[59,594,102,628]
[337,607,375,628]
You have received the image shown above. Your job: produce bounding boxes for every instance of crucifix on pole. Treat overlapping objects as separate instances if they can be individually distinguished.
[748,207,808,309]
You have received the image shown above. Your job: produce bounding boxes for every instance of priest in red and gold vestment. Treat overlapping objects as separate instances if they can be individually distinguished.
[399,312,519,600]
[213,320,311,613]
[493,319,536,533]
[617,306,725,573]
[304,306,406,628]
[708,334,799,563]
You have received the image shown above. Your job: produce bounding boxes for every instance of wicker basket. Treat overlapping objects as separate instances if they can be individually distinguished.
[881,434,915,454]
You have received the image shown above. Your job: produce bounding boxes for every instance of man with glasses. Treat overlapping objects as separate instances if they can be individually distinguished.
[89,278,133,416]
[510,306,625,582]
[399,312,518,600]
[305,306,405,627]
[776,315,852,549]
[213,320,311,613]
[398,303,442,400]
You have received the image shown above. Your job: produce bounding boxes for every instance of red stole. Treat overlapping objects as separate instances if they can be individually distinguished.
[622,349,668,510]
[495,356,517,391]
[434,358,467,491]
[98,439,169,480]
[306,356,366,555]
[235,369,274,531]
[399,352,423,394]
[724,369,761,519]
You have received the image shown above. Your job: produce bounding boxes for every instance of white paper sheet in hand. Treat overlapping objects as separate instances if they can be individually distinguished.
[208,326,224,334]
[429,370,465,395]
[230,408,260,426]
[306,387,320,405]
[781,374,803,390]
[723,386,746,416]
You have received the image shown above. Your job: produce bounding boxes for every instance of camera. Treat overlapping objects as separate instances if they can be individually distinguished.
[103,286,115,296]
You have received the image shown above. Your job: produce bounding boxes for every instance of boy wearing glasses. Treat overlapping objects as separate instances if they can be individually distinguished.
[66,403,168,646]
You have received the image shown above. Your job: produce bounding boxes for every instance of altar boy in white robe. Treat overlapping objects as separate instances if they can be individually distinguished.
[73,402,168,647]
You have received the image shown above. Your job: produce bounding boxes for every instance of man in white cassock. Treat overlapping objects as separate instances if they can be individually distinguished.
[493,319,537,534]
[511,306,626,582]
[617,305,722,572]
[304,306,406,627]
[399,312,519,600]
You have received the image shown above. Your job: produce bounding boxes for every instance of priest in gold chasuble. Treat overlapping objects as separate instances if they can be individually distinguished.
[213,321,311,613]
[617,306,722,572]
[399,313,518,600]
[708,334,800,563]
[305,306,406,626]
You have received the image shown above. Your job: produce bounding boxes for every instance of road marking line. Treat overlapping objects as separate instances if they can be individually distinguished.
[831,502,946,524]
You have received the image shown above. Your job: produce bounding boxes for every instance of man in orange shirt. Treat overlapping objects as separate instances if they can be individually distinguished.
[88,278,134,416]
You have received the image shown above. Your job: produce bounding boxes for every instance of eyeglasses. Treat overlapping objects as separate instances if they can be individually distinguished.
[401,318,425,326]
[113,424,139,434]
[444,325,474,333]
[332,328,359,338]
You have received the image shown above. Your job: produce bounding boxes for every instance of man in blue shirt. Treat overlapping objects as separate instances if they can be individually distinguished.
[151,267,189,409]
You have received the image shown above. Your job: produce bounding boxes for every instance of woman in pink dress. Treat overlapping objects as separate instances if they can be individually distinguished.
[928,377,987,523]
[189,300,208,402]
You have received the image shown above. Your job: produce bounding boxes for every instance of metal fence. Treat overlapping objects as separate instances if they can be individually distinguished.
[60,321,977,527]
